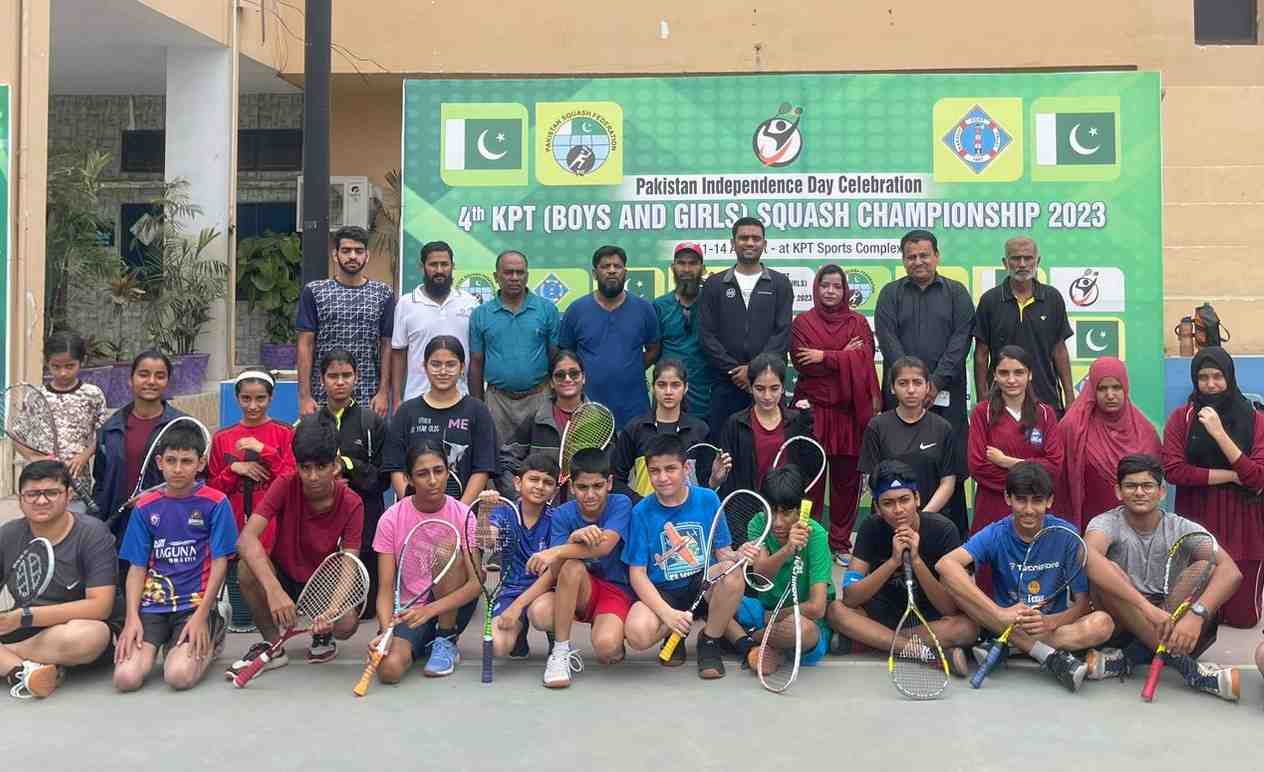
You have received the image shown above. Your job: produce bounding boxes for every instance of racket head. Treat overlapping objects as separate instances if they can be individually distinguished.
[756,576,802,693]
[716,489,774,591]
[1016,525,1087,612]
[890,621,949,700]
[294,551,370,627]
[469,495,521,584]
[125,416,214,503]
[6,537,55,609]
[444,470,465,500]
[559,402,615,478]
[685,442,722,487]
[2,384,56,454]
[396,518,462,610]
[771,436,827,496]
[1161,530,1218,613]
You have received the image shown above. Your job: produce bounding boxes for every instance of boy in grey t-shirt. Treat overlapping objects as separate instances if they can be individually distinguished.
[1084,453,1242,701]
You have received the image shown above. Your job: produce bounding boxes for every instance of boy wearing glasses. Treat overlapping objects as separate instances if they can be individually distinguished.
[1,461,121,699]
[1084,453,1242,699]
[653,242,713,420]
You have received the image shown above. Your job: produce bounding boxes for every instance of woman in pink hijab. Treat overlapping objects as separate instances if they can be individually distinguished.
[791,265,881,563]
[1056,357,1160,529]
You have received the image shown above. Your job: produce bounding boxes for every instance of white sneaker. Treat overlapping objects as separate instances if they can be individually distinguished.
[8,661,62,700]
[543,646,584,689]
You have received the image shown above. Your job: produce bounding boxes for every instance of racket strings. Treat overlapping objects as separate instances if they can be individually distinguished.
[685,443,720,487]
[560,405,615,471]
[718,491,773,590]
[12,551,48,601]
[399,525,460,601]
[892,632,945,700]
[1164,535,1217,609]
[295,554,369,625]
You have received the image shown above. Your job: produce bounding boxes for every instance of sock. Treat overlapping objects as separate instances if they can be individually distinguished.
[733,635,756,658]
[435,627,456,642]
[1029,642,1055,664]
[554,639,571,653]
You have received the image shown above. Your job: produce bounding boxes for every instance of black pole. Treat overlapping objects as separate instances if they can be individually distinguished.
[300,0,332,284]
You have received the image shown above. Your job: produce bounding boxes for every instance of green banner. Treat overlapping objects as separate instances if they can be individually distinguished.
[402,72,1163,420]
[0,84,9,388]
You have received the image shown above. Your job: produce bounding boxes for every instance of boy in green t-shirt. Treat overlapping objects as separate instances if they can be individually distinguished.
[738,466,834,674]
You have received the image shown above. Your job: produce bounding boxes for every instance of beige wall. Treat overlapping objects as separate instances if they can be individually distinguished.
[140,0,277,69]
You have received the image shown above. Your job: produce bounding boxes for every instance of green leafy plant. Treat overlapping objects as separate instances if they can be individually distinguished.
[237,231,302,344]
[44,149,113,337]
[131,179,228,356]
[369,169,401,288]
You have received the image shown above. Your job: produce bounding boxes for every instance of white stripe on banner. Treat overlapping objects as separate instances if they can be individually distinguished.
[444,118,465,170]
[1035,113,1057,166]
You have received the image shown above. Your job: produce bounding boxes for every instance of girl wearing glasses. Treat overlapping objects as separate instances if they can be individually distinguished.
[501,350,588,498]
[1055,357,1159,531]
[381,335,497,508]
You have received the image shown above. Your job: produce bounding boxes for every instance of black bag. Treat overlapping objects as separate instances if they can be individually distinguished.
[1193,302,1231,348]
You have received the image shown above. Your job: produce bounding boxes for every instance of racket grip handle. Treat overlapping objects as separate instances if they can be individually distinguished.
[482,639,494,684]
[353,652,382,697]
[233,652,269,688]
[970,646,1003,689]
[798,499,812,523]
[659,632,683,662]
[901,550,915,586]
[1140,656,1165,702]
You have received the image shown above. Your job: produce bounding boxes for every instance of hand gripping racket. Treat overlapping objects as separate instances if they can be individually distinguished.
[685,442,728,489]
[2,537,55,613]
[2,384,99,515]
[234,551,369,688]
[1141,530,1218,702]
[557,403,616,486]
[468,495,520,683]
[970,524,1086,689]
[353,518,461,697]
[757,499,813,693]
[658,489,774,662]
[889,551,950,700]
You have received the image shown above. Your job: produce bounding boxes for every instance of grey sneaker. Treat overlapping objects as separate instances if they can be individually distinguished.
[1042,649,1087,693]
[1171,656,1240,702]
[972,640,1009,669]
[1085,647,1131,681]
[543,646,584,689]
[946,647,971,678]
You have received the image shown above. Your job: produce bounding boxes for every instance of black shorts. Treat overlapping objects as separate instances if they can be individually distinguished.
[1102,594,1219,659]
[863,591,944,631]
[659,573,708,619]
[1,590,127,647]
[394,599,478,662]
[140,608,225,652]
[275,565,306,602]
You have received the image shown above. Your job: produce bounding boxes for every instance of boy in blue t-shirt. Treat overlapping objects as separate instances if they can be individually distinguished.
[622,434,756,679]
[937,461,1114,693]
[480,453,559,662]
[113,425,237,691]
[527,448,634,689]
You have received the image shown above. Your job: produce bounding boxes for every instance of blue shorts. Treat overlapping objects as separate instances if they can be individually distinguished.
[492,590,525,620]
[394,599,478,662]
[736,597,827,667]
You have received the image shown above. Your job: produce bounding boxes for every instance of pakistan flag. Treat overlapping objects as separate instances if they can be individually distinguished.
[1031,97,1120,181]
[439,103,528,187]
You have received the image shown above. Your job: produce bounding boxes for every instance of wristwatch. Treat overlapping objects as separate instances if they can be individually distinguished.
[19,607,34,629]
[1189,602,1209,619]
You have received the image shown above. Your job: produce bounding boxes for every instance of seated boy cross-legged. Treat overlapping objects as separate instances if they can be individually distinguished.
[826,460,977,675]
[113,425,237,692]
[622,434,758,680]
[936,461,1115,693]
[1086,453,1242,700]
[740,466,834,677]
[526,448,635,688]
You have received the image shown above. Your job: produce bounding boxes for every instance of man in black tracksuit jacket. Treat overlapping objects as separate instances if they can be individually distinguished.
[696,217,794,439]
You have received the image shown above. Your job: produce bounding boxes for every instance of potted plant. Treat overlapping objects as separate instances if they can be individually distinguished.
[132,179,228,396]
[44,149,112,336]
[237,231,301,370]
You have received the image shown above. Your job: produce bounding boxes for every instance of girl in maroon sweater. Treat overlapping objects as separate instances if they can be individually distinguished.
[1163,347,1264,627]
[967,345,1063,595]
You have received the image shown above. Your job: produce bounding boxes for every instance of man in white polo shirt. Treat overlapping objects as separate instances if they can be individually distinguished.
[391,240,480,402]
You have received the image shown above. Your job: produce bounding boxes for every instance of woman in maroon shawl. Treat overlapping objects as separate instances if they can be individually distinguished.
[1163,346,1264,627]
[1056,357,1160,530]
[791,265,881,563]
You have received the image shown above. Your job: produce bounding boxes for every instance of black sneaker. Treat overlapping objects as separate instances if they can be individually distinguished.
[830,631,854,656]
[659,636,687,667]
[733,635,757,669]
[697,634,725,680]
[509,626,530,659]
[1085,647,1131,681]
[1042,649,1087,693]
[1170,655,1240,702]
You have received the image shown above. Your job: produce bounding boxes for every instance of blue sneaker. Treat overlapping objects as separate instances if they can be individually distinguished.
[423,636,460,677]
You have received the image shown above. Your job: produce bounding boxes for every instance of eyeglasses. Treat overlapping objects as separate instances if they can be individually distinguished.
[20,488,66,503]
[1121,482,1159,494]
[552,369,583,382]
[426,361,462,372]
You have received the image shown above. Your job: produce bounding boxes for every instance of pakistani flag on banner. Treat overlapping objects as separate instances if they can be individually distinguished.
[1031,96,1121,181]
[439,103,528,187]
[1073,318,1122,360]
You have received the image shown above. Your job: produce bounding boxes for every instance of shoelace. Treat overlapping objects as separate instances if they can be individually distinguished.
[548,648,584,675]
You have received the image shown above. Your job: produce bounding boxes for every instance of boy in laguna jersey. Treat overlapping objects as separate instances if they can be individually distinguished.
[527,448,635,689]
[622,434,756,679]
[113,426,237,691]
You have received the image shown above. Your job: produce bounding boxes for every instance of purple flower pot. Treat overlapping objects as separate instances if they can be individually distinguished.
[260,342,297,371]
[105,363,133,408]
[167,353,210,396]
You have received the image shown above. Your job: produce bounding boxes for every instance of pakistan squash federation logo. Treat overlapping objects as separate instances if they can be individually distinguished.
[753,102,804,167]
[536,102,623,186]
[457,273,496,304]
[844,270,874,308]
[942,104,1013,175]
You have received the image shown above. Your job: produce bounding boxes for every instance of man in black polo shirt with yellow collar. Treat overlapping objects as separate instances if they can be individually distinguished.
[973,236,1075,414]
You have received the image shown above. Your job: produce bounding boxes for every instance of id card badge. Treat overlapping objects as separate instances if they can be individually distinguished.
[933,390,951,408]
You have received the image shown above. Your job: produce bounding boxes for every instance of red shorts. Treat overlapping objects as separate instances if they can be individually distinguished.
[578,575,633,623]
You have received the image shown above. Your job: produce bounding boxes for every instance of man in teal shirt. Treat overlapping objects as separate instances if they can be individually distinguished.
[653,242,713,419]
[469,250,560,443]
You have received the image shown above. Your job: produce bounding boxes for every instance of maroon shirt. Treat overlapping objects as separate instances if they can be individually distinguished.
[123,412,163,497]
[752,416,785,489]
[255,472,364,582]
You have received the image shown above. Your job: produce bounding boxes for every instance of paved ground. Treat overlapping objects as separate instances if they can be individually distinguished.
[3,496,1263,770]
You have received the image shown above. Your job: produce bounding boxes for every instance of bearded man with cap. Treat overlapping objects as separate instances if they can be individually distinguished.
[825,459,975,675]
[652,242,714,419]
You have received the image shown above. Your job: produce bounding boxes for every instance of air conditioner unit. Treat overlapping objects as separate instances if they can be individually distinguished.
[295,175,375,230]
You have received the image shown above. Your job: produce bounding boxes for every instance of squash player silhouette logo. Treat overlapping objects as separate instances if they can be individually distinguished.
[753,103,804,167]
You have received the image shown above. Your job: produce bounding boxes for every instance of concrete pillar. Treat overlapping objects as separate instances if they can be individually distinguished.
[164,45,233,386]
